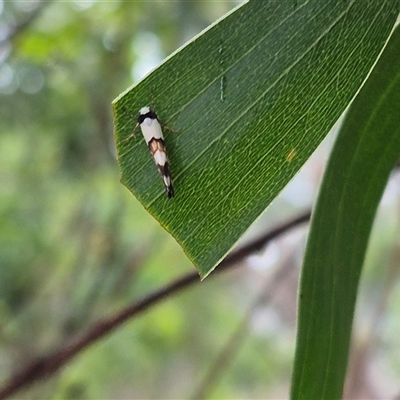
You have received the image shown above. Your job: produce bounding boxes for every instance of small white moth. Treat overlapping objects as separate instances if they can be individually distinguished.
[136,106,174,198]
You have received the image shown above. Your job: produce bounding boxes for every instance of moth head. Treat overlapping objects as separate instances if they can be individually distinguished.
[139,106,151,115]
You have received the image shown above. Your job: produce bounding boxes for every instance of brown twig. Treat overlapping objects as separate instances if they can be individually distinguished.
[0,211,310,400]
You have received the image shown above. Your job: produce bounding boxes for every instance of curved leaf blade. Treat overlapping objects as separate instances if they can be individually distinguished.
[113,1,399,277]
[291,25,400,400]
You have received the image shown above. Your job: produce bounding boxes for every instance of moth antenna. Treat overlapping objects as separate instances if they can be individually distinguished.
[121,122,139,144]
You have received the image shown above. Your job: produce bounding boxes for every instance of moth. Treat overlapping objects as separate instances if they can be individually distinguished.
[125,107,174,198]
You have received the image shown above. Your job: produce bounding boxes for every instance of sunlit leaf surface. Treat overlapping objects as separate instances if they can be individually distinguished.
[113,0,399,277]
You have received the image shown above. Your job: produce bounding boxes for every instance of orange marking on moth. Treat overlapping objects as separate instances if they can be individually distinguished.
[286,149,296,162]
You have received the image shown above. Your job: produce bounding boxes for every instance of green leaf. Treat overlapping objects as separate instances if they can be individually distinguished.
[291,25,400,400]
[113,1,399,277]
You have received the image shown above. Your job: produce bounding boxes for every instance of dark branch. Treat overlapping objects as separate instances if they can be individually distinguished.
[0,210,311,400]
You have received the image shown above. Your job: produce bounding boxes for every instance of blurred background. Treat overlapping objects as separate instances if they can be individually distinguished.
[1,1,400,399]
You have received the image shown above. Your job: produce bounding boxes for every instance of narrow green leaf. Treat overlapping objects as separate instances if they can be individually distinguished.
[113,1,399,277]
[291,25,400,400]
